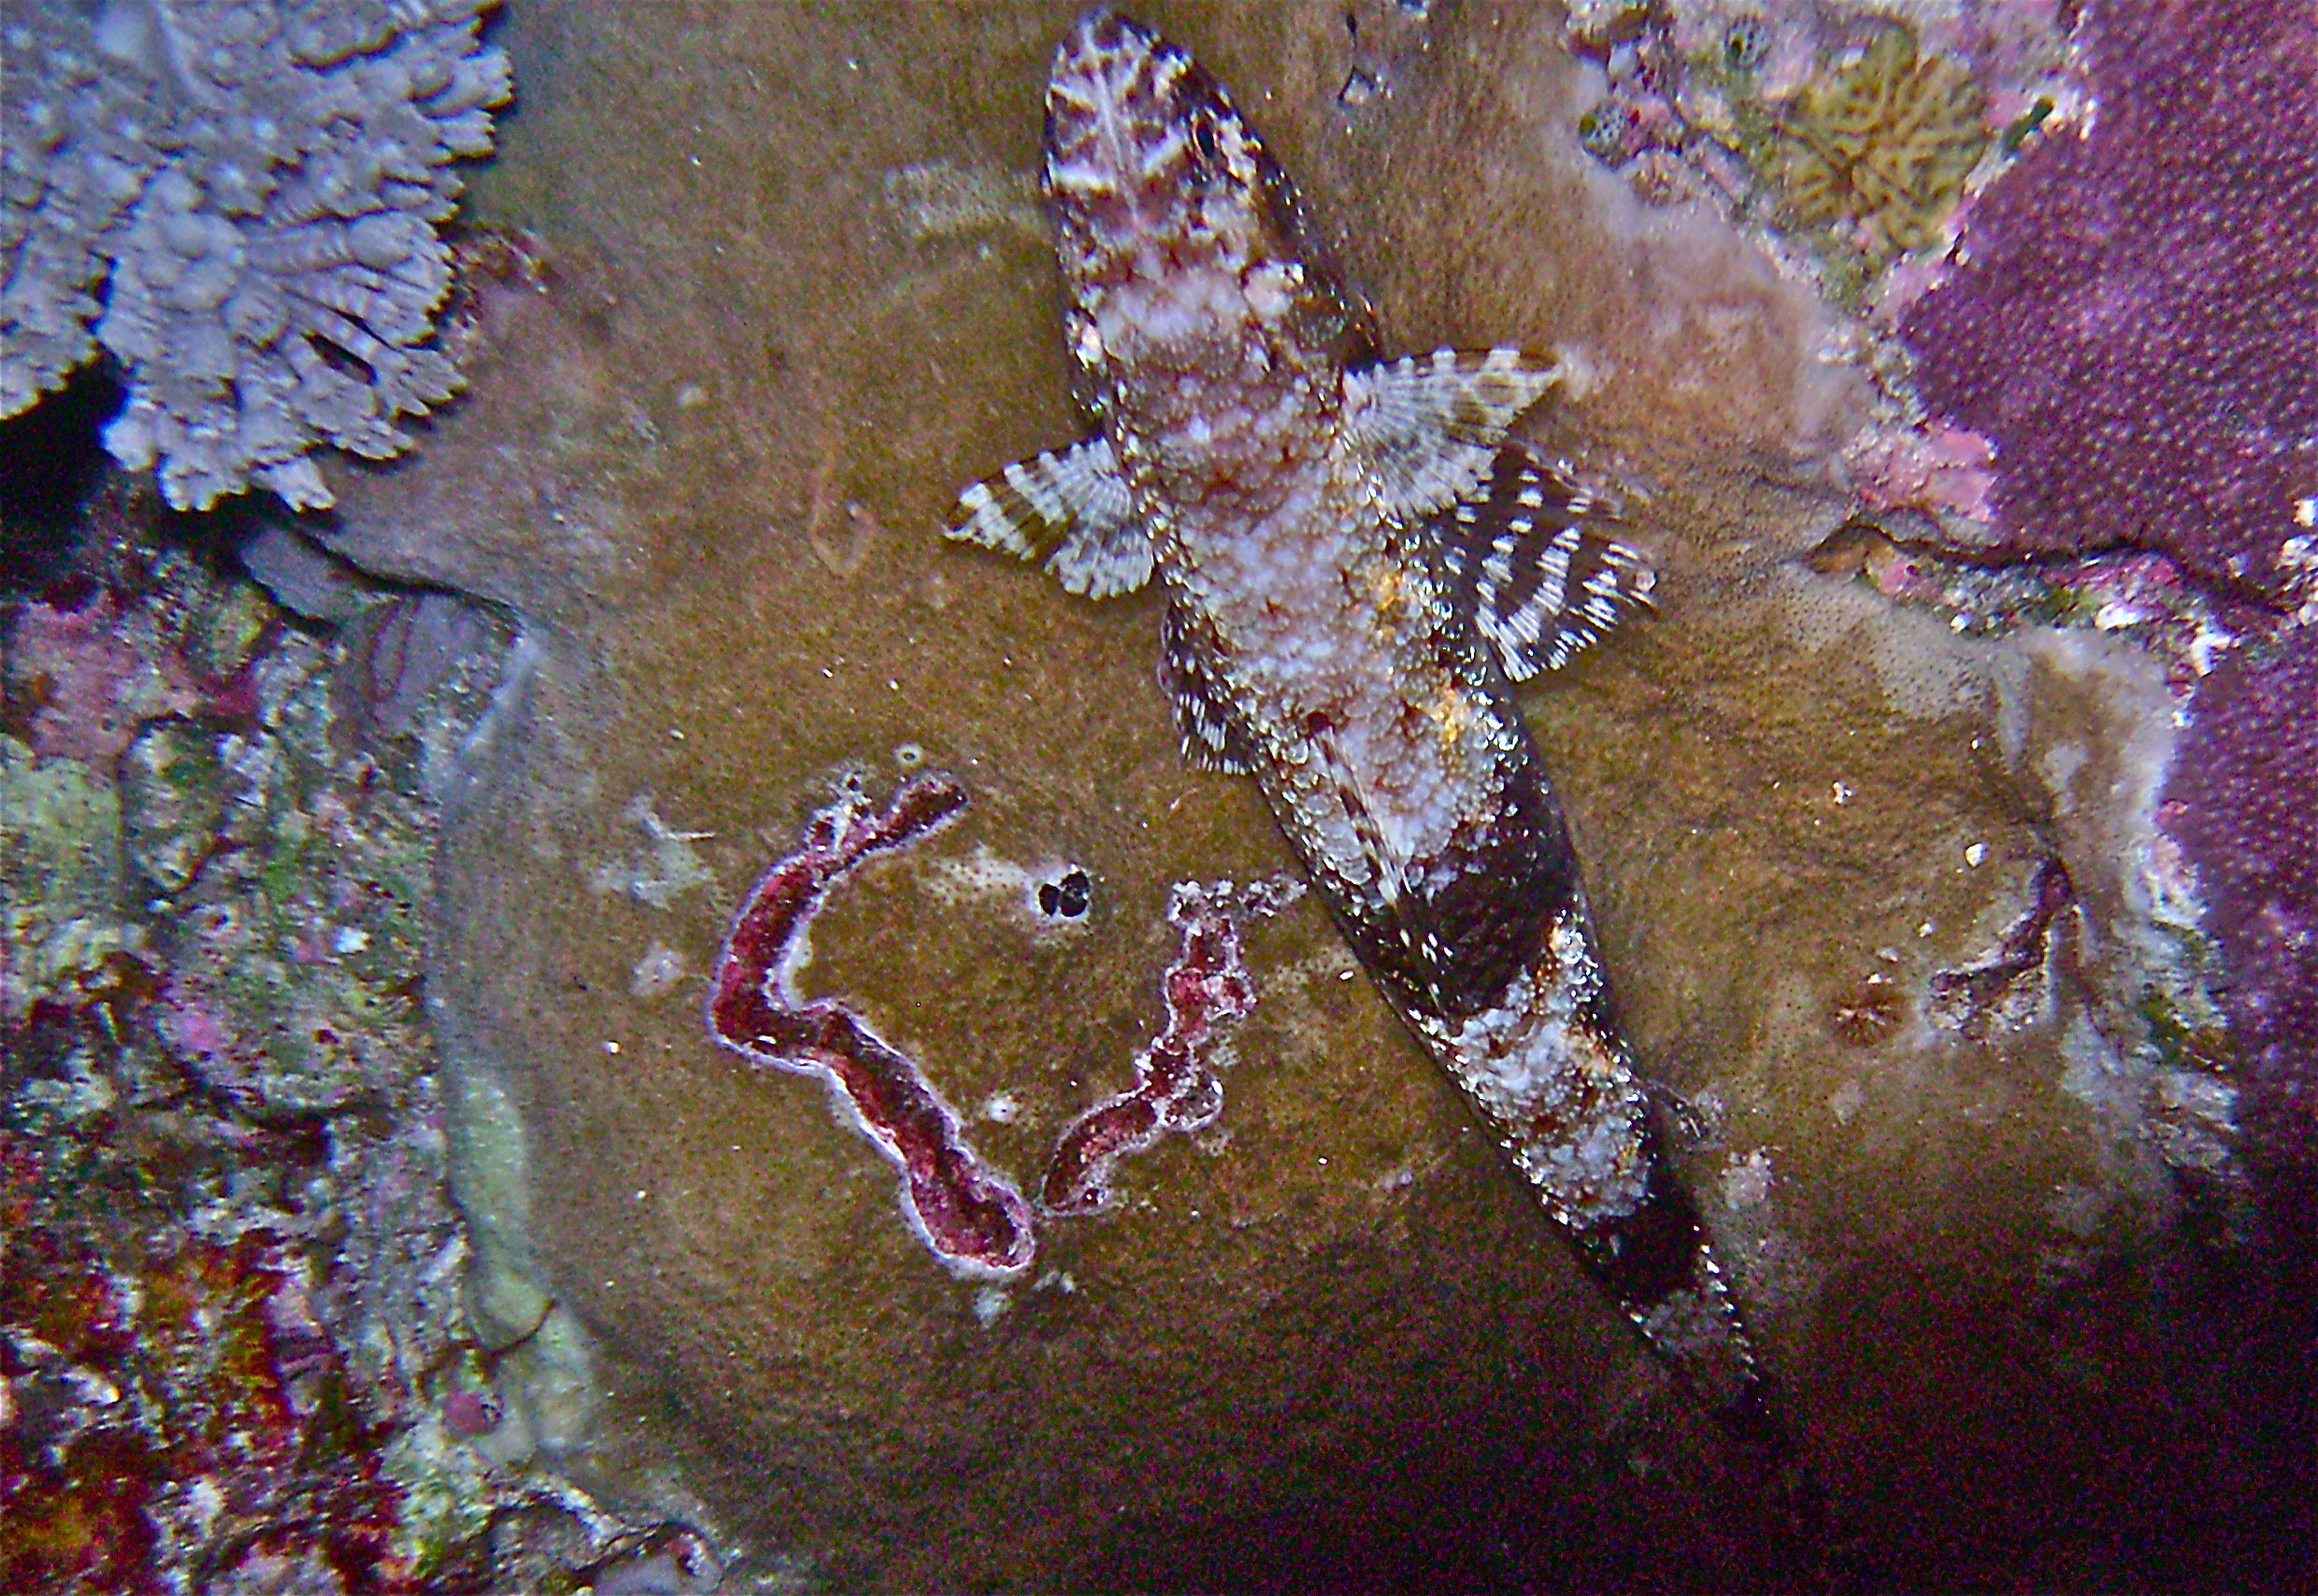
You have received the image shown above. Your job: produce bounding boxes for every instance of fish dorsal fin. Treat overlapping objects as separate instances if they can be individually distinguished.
[1345,347,1564,521]
[948,436,1153,598]
[1442,446,1656,681]
[1159,603,1256,775]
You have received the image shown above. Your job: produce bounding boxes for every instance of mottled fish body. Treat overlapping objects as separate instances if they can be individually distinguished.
[952,9,1757,1421]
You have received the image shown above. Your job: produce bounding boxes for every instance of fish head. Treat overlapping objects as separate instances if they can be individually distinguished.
[1041,11,1376,405]
[1044,10,1269,283]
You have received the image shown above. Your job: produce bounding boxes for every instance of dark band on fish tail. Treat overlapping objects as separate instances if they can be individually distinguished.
[1569,1137,1758,1418]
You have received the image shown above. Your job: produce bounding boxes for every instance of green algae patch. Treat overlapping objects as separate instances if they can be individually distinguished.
[118,719,228,894]
[0,736,140,1018]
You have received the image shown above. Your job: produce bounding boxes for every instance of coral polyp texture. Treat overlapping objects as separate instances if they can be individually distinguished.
[1567,5,2031,302]
[1778,23,1986,256]
[0,0,511,511]
[706,773,1040,1278]
[1042,877,1295,1215]
[2162,630,2318,1183]
[1896,0,2318,601]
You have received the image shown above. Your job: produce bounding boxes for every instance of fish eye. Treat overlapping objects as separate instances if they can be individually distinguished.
[1190,115,1223,164]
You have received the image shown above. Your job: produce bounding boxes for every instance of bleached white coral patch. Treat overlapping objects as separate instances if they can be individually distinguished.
[628,941,687,999]
[1720,1148,1775,1210]
[1,0,511,509]
[590,793,714,908]
[920,842,1096,937]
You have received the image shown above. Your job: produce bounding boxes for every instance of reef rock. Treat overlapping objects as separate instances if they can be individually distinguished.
[352,2,2311,1589]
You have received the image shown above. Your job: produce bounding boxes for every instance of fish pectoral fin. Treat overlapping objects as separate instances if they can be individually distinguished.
[1160,604,1257,775]
[946,435,1153,598]
[1344,346,1564,520]
[1441,445,1656,681]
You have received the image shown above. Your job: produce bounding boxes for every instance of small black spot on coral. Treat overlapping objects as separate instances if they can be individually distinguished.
[1036,866,1093,921]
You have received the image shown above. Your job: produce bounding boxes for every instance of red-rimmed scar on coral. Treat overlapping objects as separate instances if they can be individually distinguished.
[1043,876,1298,1215]
[705,773,1037,1279]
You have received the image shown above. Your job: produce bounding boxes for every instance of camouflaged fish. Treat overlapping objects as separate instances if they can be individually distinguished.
[949,9,1759,1423]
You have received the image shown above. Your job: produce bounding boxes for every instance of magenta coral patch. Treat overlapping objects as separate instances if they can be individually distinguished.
[706,774,1037,1279]
[1042,878,1292,1215]
[1897,0,2318,601]
[2163,633,2318,1118]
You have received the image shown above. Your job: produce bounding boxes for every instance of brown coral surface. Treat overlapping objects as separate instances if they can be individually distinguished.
[337,2,2315,1589]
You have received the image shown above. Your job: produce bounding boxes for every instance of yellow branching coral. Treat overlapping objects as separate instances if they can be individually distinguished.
[1778,23,1988,256]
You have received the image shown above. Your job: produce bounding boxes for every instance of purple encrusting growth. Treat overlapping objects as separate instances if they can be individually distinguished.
[705,774,1037,1279]
[2163,632,2318,1171]
[1926,856,2076,1039]
[1900,0,2318,1249]
[1043,877,1292,1214]
[1896,0,2318,602]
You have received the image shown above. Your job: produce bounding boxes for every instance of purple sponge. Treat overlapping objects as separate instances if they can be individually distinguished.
[2163,627,2318,1215]
[1898,0,2318,603]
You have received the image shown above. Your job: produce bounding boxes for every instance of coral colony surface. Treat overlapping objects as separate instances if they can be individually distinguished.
[1883,0,2318,1234]
[6,0,2318,1589]
[1577,0,2315,1220]
[1879,0,2318,1233]
[1896,0,2318,602]
[705,768,1295,1270]
[2163,628,2318,1225]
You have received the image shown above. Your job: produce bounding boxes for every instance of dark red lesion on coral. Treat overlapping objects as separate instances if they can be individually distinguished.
[1041,879,1276,1215]
[706,773,1039,1277]
[708,778,1293,1261]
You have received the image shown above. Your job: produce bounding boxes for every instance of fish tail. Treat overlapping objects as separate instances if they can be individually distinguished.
[1572,1133,1850,1587]
[1568,1132,1759,1415]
